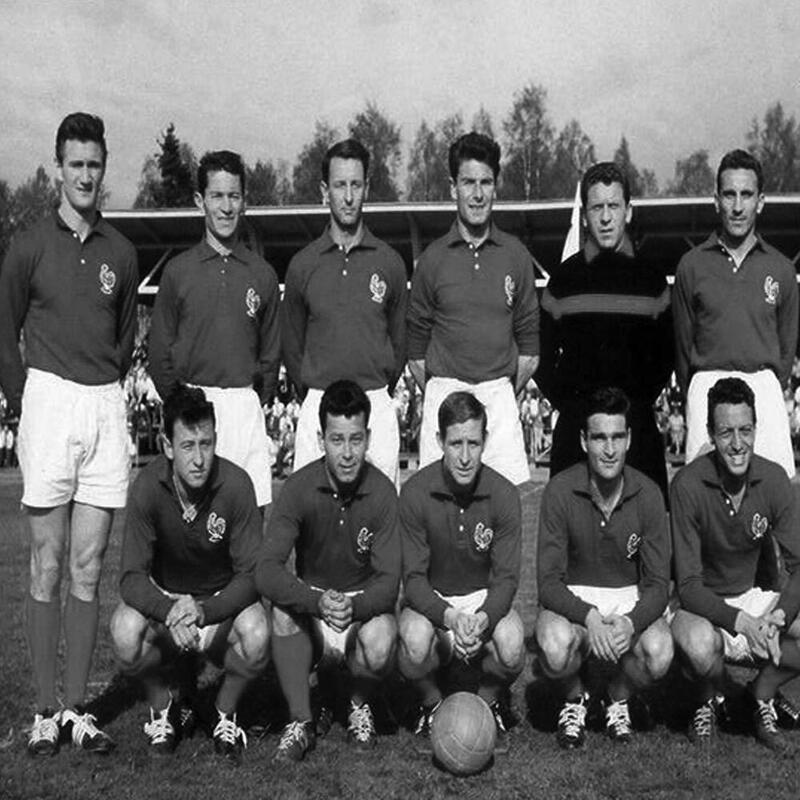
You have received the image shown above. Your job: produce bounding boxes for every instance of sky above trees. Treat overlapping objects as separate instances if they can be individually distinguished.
[2,0,799,207]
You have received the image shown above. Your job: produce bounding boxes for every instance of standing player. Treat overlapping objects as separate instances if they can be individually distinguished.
[282,139,407,484]
[407,132,539,486]
[674,149,798,478]
[111,386,268,764]
[537,162,673,497]
[0,113,137,756]
[256,380,400,761]
[535,387,672,748]
[398,392,524,742]
[671,377,800,750]
[149,150,280,506]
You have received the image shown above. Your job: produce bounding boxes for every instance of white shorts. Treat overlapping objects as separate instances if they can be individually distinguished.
[435,589,488,662]
[18,369,129,508]
[419,376,529,485]
[568,584,640,618]
[720,588,779,662]
[293,386,400,487]
[685,369,795,479]
[152,582,232,653]
[195,385,272,506]
[310,588,363,664]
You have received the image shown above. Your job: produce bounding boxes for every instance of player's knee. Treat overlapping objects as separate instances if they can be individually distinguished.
[29,558,62,601]
[235,604,270,666]
[359,616,397,671]
[639,624,674,680]
[673,615,719,673]
[271,605,302,637]
[69,550,104,596]
[536,614,579,676]
[398,611,435,667]
[110,603,147,666]
[493,614,526,671]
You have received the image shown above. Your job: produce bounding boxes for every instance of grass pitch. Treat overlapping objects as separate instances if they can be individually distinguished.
[1,468,799,799]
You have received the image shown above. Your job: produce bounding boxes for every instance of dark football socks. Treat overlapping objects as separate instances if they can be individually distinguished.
[272,631,313,721]
[25,594,61,711]
[216,647,261,715]
[64,594,99,708]
[753,639,800,700]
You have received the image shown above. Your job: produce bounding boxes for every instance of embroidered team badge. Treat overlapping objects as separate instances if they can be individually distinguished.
[356,526,374,555]
[207,512,226,543]
[369,273,387,304]
[764,276,779,305]
[245,287,261,318]
[626,533,642,560]
[473,522,493,552]
[750,513,768,540]
[99,263,116,295]
[504,275,516,308]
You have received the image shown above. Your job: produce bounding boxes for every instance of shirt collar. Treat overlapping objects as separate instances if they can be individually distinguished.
[428,461,492,501]
[571,463,644,502]
[701,231,767,255]
[196,237,251,263]
[583,233,635,263]
[444,220,502,249]
[317,224,380,255]
[311,457,373,498]
[695,450,767,489]
[158,453,225,494]
[53,209,108,239]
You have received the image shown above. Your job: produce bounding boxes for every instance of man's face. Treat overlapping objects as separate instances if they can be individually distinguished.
[164,418,216,493]
[319,412,369,488]
[450,159,496,234]
[438,418,486,486]
[715,168,764,245]
[322,157,367,232]
[195,170,244,245]
[581,413,630,484]
[57,139,105,215]
[710,402,755,479]
[583,181,631,252]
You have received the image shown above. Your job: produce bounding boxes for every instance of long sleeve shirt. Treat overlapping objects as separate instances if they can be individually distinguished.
[673,233,798,393]
[400,462,521,633]
[255,460,400,621]
[149,239,280,403]
[537,463,670,634]
[0,213,138,412]
[281,226,407,394]
[407,222,539,383]
[671,452,800,633]
[119,455,261,625]
[536,247,672,409]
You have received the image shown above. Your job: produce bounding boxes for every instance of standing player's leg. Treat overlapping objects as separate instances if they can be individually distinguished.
[26,505,69,755]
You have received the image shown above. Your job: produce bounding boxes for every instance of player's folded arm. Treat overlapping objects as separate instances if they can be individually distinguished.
[257,269,282,403]
[278,260,308,393]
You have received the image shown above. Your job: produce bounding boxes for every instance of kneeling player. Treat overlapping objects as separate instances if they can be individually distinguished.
[671,377,800,750]
[398,392,525,743]
[535,387,672,748]
[111,387,268,764]
[256,380,400,761]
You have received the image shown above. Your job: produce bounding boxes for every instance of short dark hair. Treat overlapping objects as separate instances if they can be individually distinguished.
[448,132,501,181]
[319,379,371,432]
[716,149,764,194]
[163,385,216,441]
[55,112,107,165]
[197,150,246,196]
[581,386,631,431]
[581,162,630,207]
[322,139,370,184]
[437,391,487,440]
[706,377,756,433]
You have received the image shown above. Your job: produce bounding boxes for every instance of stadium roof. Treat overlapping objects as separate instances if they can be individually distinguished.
[104,196,800,300]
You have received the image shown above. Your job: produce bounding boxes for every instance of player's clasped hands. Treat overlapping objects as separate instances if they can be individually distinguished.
[318,588,353,632]
[445,608,488,661]
[585,608,626,663]
[737,608,785,666]
[166,594,203,652]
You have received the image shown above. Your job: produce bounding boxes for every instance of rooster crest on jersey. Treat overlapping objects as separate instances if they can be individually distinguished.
[504,275,515,308]
[370,273,387,304]
[750,513,768,540]
[356,526,374,554]
[764,276,779,305]
[246,287,261,318]
[99,263,116,295]
[626,532,642,560]
[473,522,493,552]
[207,512,226,543]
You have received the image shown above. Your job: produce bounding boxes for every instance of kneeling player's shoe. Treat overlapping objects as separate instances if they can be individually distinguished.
[347,701,377,750]
[315,705,334,739]
[557,694,588,750]
[687,699,717,745]
[754,699,787,753]
[61,709,116,754]
[775,690,800,728]
[413,701,441,739]
[212,709,247,765]
[27,709,60,757]
[605,699,632,743]
[143,703,176,757]
[488,698,515,753]
[273,719,316,763]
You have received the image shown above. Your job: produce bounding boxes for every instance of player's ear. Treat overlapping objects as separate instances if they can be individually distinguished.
[624,201,633,226]
[580,429,588,454]
[449,177,457,202]
[625,428,632,452]
[436,430,444,453]
[161,432,174,460]
[194,191,205,213]
[317,428,324,453]
[320,180,329,206]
